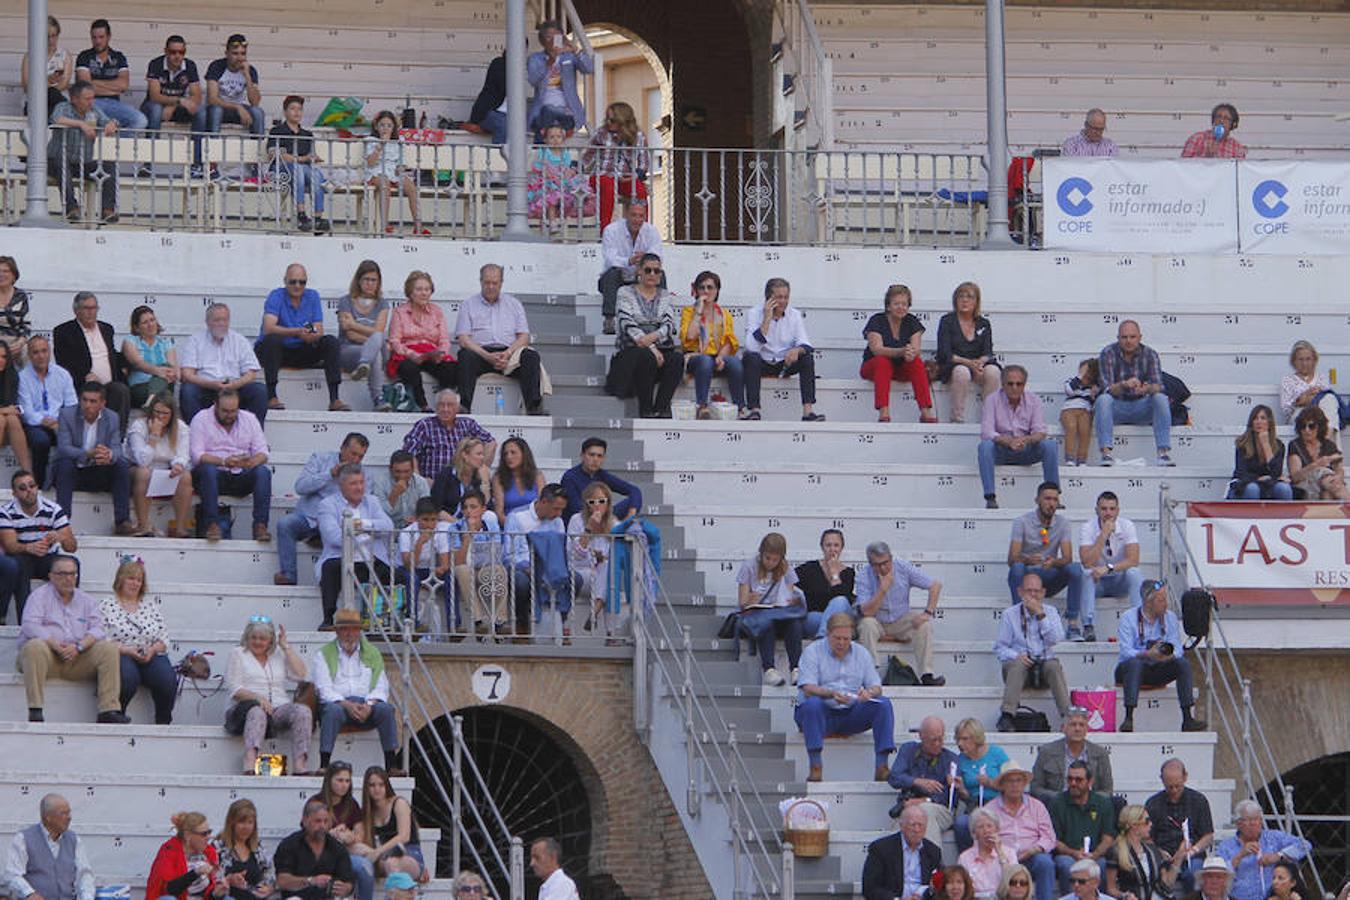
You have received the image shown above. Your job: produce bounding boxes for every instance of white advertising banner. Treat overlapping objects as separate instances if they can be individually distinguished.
[1043,158,1239,253]
[1238,160,1350,254]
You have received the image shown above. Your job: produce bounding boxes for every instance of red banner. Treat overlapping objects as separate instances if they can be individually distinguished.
[1185,501,1350,605]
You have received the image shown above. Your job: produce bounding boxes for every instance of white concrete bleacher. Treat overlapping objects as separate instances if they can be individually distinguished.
[0,0,506,123]
[2,227,1335,896]
[813,3,1350,155]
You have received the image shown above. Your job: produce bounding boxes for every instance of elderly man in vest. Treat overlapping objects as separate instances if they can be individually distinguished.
[4,794,94,900]
[311,608,401,776]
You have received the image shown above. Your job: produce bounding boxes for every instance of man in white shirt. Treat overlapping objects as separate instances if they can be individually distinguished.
[4,794,95,900]
[530,837,579,900]
[741,277,824,422]
[311,608,402,775]
[597,199,663,335]
[51,292,131,438]
[179,302,269,424]
[504,483,567,639]
[1074,490,1142,643]
[315,465,394,630]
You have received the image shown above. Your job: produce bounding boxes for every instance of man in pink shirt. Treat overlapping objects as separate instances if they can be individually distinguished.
[977,365,1057,509]
[188,388,272,542]
[986,760,1057,900]
[17,554,127,724]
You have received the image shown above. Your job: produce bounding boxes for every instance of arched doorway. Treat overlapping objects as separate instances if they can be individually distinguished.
[1259,752,1350,889]
[410,706,605,899]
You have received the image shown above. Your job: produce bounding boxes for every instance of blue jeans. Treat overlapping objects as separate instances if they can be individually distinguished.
[192,464,272,527]
[120,652,178,723]
[1236,481,1293,501]
[1024,852,1056,900]
[319,696,398,753]
[179,381,269,426]
[686,353,745,407]
[276,512,318,581]
[278,161,326,214]
[349,853,375,900]
[94,96,147,130]
[793,695,896,756]
[141,100,208,163]
[977,438,1059,497]
[207,103,267,135]
[1114,655,1195,710]
[1094,393,1170,454]
[481,109,507,144]
[1007,562,1085,620]
[23,425,55,487]
[1074,568,1143,623]
[804,597,854,638]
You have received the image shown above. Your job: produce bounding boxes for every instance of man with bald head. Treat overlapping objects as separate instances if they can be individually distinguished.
[255,263,348,414]
[887,715,962,845]
[1062,108,1117,157]
[4,794,95,900]
[1095,319,1173,466]
[1146,758,1215,893]
[862,804,942,900]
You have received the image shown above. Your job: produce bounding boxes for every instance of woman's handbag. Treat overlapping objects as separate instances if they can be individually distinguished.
[293,681,320,726]
[175,652,211,681]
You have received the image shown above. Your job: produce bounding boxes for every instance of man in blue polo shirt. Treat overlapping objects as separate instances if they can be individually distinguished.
[75,18,146,130]
[141,35,206,171]
[255,263,347,413]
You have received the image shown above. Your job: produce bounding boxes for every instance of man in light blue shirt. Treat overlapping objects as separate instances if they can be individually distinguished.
[995,572,1071,732]
[855,540,945,685]
[273,433,368,586]
[794,611,895,783]
[1216,799,1310,900]
[1114,580,1205,733]
[315,464,393,630]
[17,337,78,487]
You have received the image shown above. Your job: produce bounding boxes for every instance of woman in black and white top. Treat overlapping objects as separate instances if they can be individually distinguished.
[99,557,177,724]
[606,253,681,418]
[0,256,31,360]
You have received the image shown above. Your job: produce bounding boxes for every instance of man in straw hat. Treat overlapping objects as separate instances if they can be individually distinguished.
[310,607,402,776]
[1183,856,1234,900]
[986,760,1057,900]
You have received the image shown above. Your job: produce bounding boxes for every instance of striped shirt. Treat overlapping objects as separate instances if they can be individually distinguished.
[1061,131,1118,157]
[0,496,70,551]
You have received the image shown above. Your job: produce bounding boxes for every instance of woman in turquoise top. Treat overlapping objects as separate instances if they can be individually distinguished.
[122,305,178,409]
[954,717,1009,850]
[491,436,547,523]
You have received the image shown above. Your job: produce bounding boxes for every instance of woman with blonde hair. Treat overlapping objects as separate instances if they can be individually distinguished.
[1280,340,1346,449]
[387,271,456,412]
[583,100,650,227]
[736,532,806,687]
[451,870,493,899]
[146,811,228,900]
[935,281,1000,423]
[997,863,1035,900]
[101,557,176,723]
[211,799,277,900]
[568,481,617,637]
[1105,805,1185,900]
[223,619,311,775]
[127,391,194,537]
[432,437,493,519]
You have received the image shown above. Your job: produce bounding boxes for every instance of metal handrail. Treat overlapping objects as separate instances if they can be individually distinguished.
[1157,490,1325,896]
[772,0,835,149]
[340,512,519,899]
[625,538,785,897]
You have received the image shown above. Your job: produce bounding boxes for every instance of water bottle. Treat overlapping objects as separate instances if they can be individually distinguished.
[1212,123,1226,141]
[495,391,506,416]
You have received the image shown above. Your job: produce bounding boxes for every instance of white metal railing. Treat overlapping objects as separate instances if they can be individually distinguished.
[1158,489,1326,897]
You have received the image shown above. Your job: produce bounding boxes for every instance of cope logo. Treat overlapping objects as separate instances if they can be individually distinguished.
[1056,177,1094,217]
[1251,179,1289,219]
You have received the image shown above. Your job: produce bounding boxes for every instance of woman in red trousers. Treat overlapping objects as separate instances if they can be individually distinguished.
[859,284,937,423]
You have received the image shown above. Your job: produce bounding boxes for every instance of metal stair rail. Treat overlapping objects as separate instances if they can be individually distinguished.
[1158,488,1326,896]
[340,512,523,900]
[626,543,789,898]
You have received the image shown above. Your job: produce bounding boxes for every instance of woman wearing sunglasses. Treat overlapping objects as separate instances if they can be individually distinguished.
[1289,405,1350,500]
[605,253,681,419]
[146,811,228,900]
[451,871,492,899]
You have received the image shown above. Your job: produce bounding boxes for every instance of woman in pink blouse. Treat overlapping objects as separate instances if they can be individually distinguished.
[387,270,457,412]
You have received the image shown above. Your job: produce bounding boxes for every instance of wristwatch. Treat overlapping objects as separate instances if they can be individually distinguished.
[1106,563,1115,573]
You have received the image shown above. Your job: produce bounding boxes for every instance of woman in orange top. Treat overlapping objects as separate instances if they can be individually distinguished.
[679,270,743,419]
[387,270,456,411]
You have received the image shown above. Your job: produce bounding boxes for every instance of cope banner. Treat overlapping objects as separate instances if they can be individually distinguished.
[1237,161,1350,254]
[1185,501,1350,605]
[1043,158,1239,254]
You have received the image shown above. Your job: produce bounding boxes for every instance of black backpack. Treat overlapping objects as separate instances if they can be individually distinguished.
[1181,588,1215,650]
[1162,370,1192,426]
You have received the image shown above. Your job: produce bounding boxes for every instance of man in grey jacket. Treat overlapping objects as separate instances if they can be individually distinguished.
[1030,706,1114,803]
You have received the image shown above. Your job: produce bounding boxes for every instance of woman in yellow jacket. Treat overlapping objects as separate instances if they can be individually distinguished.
[680,270,745,419]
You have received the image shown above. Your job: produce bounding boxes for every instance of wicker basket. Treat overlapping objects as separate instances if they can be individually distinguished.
[782,798,830,858]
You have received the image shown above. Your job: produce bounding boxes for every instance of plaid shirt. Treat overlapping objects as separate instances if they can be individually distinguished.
[1098,342,1162,400]
[1181,130,1247,159]
[1061,131,1117,157]
[401,415,494,482]
[582,128,650,178]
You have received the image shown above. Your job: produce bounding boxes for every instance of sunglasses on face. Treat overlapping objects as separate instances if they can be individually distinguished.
[1009,880,1030,887]
[1070,878,1094,885]
[286,278,307,286]
[641,266,662,274]
[1300,422,1319,430]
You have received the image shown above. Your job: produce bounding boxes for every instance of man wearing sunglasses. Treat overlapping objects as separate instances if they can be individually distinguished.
[256,263,348,414]
[0,469,78,624]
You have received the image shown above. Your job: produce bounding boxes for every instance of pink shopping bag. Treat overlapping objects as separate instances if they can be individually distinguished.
[1071,688,1116,732]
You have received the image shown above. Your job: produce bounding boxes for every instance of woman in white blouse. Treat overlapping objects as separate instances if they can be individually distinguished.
[224,619,311,775]
[126,392,194,537]
[567,482,616,638]
[1281,340,1346,450]
[99,558,177,724]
